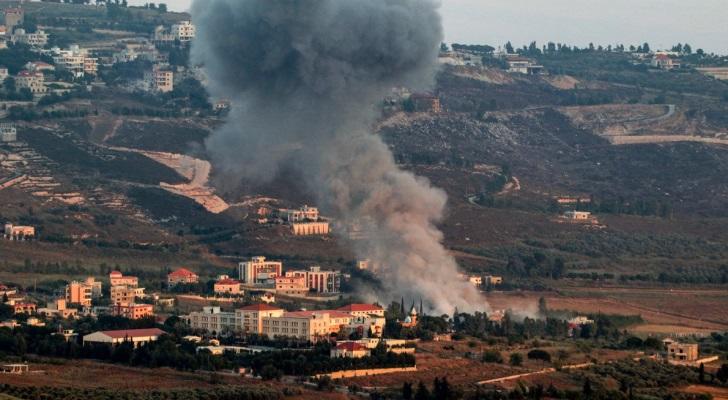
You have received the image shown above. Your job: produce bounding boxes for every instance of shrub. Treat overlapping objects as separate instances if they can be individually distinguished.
[482,350,503,363]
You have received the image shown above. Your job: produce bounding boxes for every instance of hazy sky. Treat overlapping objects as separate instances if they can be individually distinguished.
[130,0,728,54]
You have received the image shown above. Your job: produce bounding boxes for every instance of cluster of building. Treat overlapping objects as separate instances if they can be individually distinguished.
[238,256,342,295]
[257,205,331,236]
[1,7,47,49]
[184,303,385,342]
[152,21,196,44]
[2,267,195,325]
[45,45,98,78]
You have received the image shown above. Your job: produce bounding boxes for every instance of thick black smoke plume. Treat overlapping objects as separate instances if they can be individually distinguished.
[192,0,484,313]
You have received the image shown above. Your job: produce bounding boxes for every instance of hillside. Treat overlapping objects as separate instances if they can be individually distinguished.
[2,50,728,290]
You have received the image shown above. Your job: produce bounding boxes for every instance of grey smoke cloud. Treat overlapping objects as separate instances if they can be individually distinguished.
[192,0,484,313]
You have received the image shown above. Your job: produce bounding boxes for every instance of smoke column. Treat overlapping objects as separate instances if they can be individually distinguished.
[192,0,484,313]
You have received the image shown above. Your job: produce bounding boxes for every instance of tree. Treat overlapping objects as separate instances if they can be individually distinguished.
[717,363,728,384]
[260,364,281,380]
[583,378,593,398]
[482,350,503,363]
[402,382,413,400]
[440,42,449,52]
[414,381,430,400]
[699,363,705,383]
[317,375,334,391]
[509,352,523,366]
[642,42,651,53]
[538,297,548,316]
[527,349,551,363]
[433,377,452,400]
[3,77,16,93]
[505,41,514,54]
[158,3,168,12]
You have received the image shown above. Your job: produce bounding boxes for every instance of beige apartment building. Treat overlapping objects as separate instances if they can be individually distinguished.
[109,271,138,287]
[111,303,154,320]
[262,310,351,342]
[171,21,195,42]
[110,285,145,306]
[65,281,93,307]
[185,306,237,335]
[144,65,174,93]
[236,304,285,334]
[15,70,46,94]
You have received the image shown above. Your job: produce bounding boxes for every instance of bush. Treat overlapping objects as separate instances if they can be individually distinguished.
[527,349,551,363]
[482,350,503,363]
[509,352,523,366]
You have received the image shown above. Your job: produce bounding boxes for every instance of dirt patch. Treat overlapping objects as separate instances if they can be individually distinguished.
[544,75,580,90]
[681,385,728,400]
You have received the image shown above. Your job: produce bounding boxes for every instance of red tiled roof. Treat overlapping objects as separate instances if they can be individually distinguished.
[99,328,165,339]
[284,310,351,319]
[336,342,367,351]
[215,278,240,285]
[238,303,282,312]
[109,271,122,277]
[168,268,197,278]
[337,304,383,313]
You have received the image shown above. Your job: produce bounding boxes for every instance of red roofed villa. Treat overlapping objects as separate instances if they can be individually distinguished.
[331,341,370,358]
[214,278,242,295]
[167,268,198,286]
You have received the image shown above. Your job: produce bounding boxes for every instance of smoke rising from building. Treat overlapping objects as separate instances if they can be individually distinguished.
[191,0,484,313]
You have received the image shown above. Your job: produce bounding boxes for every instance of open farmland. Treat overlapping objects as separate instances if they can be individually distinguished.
[485,287,728,334]
[0,359,248,390]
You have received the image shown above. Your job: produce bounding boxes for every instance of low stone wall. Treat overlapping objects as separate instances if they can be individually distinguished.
[314,366,417,379]
[669,356,720,367]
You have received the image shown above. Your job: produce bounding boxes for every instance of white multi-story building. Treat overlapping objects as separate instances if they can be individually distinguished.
[10,29,48,48]
[238,256,283,285]
[49,45,98,77]
[280,205,319,222]
[0,67,8,81]
[171,21,195,42]
[15,70,46,94]
[0,123,17,143]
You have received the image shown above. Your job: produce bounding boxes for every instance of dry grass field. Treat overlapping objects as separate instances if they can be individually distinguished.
[0,360,248,390]
[336,341,634,389]
[485,287,728,335]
